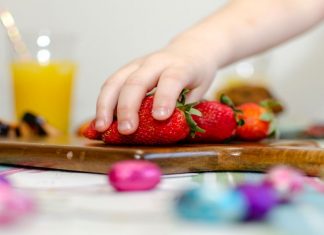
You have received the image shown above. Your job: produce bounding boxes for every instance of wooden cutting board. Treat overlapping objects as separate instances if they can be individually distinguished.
[0,137,323,176]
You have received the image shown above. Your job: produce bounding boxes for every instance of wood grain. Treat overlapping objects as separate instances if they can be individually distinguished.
[0,137,323,176]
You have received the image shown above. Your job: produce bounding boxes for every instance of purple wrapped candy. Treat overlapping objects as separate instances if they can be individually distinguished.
[236,183,279,221]
[0,175,10,186]
[108,160,161,192]
[264,165,304,202]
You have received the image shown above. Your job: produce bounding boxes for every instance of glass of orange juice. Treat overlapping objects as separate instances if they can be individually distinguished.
[10,31,77,134]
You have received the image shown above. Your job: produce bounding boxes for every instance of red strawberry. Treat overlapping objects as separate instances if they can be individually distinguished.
[236,102,274,141]
[83,120,102,140]
[102,94,202,145]
[189,99,238,143]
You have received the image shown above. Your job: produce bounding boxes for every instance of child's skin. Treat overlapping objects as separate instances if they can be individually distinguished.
[95,0,324,135]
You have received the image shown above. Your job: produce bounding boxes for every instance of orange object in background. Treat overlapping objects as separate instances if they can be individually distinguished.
[11,60,76,134]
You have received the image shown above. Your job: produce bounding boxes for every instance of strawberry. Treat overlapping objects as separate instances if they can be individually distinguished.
[102,91,203,145]
[83,120,102,140]
[188,96,239,143]
[236,102,275,141]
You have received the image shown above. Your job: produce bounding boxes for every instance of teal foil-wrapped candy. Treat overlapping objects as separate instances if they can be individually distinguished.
[175,185,247,222]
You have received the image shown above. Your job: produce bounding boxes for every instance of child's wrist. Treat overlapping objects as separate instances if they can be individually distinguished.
[169,28,231,70]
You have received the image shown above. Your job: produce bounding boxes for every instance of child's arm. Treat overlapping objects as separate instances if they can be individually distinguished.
[96,0,324,134]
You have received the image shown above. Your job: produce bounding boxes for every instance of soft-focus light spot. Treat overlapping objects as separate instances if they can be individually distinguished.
[37,35,51,47]
[8,27,19,38]
[0,10,31,59]
[235,62,255,78]
[0,11,15,27]
[37,49,51,64]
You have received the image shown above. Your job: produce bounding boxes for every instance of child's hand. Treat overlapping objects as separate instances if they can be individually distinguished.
[95,0,324,135]
[95,37,218,135]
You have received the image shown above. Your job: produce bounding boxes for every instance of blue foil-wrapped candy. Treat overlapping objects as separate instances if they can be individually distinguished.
[175,185,247,222]
[236,183,279,221]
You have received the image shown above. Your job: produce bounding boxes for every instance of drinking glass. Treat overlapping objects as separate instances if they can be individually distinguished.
[10,31,77,134]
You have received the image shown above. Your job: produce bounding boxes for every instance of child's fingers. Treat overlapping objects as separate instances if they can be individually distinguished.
[95,63,141,132]
[116,66,164,135]
[152,68,190,120]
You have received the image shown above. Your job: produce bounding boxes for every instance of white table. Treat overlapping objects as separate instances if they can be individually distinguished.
[1,140,324,235]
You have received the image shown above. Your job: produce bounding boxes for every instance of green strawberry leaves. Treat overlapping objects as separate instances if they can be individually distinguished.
[177,89,205,137]
[236,118,245,127]
[189,108,202,117]
[178,88,190,104]
[260,112,273,122]
[177,102,205,138]
[220,94,245,127]
[260,99,282,110]
[220,94,235,108]
[259,100,279,138]
[185,111,205,137]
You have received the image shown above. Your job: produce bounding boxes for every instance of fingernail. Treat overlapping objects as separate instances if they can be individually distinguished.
[118,120,133,132]
[95,120,106,130]
[152,107,169,118]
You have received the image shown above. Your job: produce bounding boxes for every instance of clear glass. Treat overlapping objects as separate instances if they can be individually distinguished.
[9,31,77,134]
[221,55,270,88]
[213,54,271,103]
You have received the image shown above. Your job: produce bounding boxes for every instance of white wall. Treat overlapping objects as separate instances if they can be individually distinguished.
[0,0,323,131]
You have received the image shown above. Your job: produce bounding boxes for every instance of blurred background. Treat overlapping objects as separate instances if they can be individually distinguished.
[0,0,324,132]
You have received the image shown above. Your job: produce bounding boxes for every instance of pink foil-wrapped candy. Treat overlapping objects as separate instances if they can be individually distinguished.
[0,184,35,225]
[108,160,161,192]
[263,165,304,202]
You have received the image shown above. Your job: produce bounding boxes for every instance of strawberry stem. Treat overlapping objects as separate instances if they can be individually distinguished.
[220,94,235,108]
[236,118,245,126]
[178,89,190,104]
[177,89,205,137]
[260,99,282,111]
[177,103,205,137]
[185,111,205,137]
[220,94,245,126]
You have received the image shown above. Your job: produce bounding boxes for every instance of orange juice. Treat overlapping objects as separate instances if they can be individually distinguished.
[11,60,76,134]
